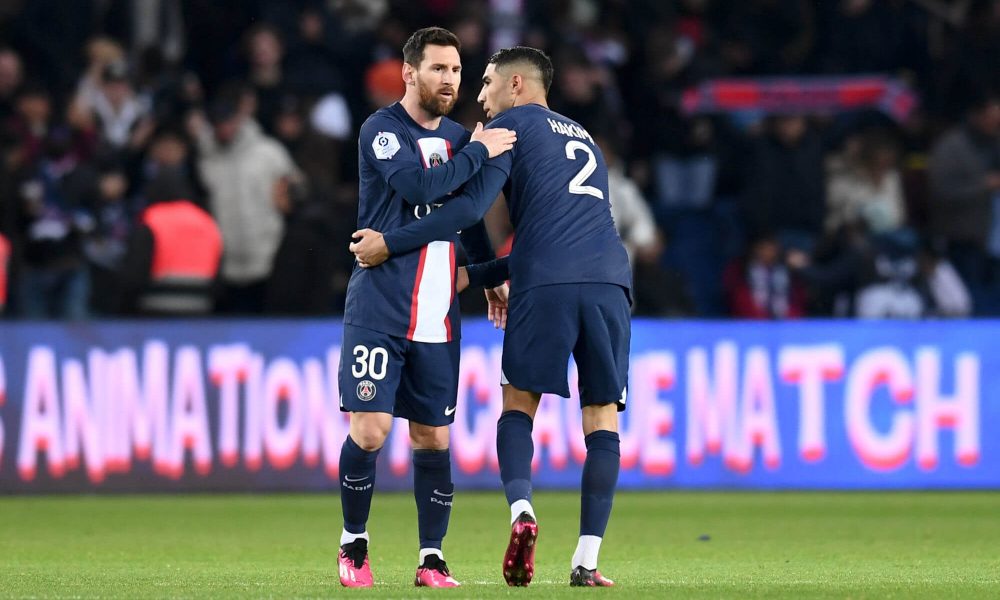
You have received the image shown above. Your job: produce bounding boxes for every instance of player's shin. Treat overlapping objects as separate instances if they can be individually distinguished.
[575,429,620,570]
[413,448,454,559]
[339,435,380,544]
[497,410,536,523]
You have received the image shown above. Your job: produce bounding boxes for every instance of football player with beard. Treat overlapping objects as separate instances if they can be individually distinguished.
[335,27,515,588]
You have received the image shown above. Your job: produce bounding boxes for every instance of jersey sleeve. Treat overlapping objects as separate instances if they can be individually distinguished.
[359,115,489,206]
[466,256,509,288]
[382,163,509,256]
[458,220,495,264]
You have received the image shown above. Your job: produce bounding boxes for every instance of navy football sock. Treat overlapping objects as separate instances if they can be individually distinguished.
[497,410,534,506]
[580,430,620,537]
[339,435,380,535]
[413,449,454,550]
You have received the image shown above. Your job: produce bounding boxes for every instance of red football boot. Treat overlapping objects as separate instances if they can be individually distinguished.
[503,512,538,586]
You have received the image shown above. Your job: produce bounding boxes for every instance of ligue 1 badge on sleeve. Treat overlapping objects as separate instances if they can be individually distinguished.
[373,131,400,160]
[357,380,377,401]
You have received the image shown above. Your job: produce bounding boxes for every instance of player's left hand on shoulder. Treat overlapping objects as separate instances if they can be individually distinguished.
[349,228,390,268]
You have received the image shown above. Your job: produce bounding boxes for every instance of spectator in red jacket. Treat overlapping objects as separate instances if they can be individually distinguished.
[724,232,807,319]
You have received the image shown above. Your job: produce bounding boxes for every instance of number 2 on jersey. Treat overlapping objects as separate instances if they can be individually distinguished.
[564,140,604,200]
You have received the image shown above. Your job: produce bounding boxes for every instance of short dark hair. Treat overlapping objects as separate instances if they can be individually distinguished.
[488,46,554,93]
[402,27,461,68]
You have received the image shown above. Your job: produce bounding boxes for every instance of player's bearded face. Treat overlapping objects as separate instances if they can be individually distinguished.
[411,45,461,117]
[416,72,457,117]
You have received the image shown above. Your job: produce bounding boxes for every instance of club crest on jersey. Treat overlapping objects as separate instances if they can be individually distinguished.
[428,152,444,167]
[357,380,377,401]
[372,131,400,160]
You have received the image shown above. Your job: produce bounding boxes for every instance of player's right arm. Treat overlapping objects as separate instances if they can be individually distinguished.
[349,163,508,267]
[360,116,514,206]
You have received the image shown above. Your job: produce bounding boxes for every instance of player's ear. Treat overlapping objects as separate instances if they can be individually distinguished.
[510,74,522,93]
[402,62,415,86]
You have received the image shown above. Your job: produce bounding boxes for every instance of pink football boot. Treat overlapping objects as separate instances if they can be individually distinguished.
[569,566,615,587]
[414,554,461,587]
[503,512,538,586]
[338,539,374,588]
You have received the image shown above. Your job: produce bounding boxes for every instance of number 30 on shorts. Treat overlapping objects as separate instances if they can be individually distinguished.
[351,345,388,380]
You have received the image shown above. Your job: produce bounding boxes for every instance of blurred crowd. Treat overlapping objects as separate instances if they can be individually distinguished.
[0,0,998,320]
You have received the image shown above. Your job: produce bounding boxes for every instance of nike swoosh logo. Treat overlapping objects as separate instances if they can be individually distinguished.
[344,475,369,482]
[444,406,457,416]
[433,489,455,497]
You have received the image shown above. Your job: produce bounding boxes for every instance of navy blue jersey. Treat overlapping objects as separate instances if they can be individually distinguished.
[486,105,631,295]
[384,104,632,298]
[344,102,490,342]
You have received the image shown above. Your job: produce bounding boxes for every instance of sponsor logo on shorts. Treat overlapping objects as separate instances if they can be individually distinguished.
[444,405,457,416]
[357,380,376,401]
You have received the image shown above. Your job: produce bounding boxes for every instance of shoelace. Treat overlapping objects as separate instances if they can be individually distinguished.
[422,557,451,576]
[342,544,367,569]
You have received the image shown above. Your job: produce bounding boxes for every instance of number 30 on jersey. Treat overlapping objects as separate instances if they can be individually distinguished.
[352,345,388,380]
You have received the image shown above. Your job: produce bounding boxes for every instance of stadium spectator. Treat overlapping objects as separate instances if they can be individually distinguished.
[854,233,925,319]
[264,185,342,315]
[84,161,132,315]
[0,48,23,123]
[365,59,407,110]
[242,24,291,137]
[600,136,661,268]
[68,59,153,156]
[115,170,221,315]
[825,130,907,235]
[927,90,1000,315]
[741,114,826,253]
[14,126,96,319]
[193,86,299,314]
[916,240,973,318]
[100,0,186,67]
[724,232,807,319]
[135,127,202,206]
[630,21,722,213]
[5,84,56,172]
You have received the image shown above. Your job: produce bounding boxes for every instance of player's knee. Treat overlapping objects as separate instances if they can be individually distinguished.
[582,404,619,435]
[352,430,387,451]
[350,414,392,451]
[501,385,540,417]
[409,424,449,450]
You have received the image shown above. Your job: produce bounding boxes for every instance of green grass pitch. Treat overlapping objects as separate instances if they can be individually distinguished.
[1,491,999,598]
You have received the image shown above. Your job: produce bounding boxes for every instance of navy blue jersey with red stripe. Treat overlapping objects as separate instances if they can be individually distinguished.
[487,104,632,296]
[344,102,479,342]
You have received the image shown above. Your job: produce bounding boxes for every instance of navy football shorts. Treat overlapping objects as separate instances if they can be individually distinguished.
[339,324,460,426]
[501,283,630,410]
